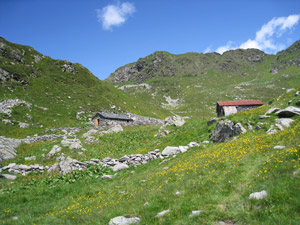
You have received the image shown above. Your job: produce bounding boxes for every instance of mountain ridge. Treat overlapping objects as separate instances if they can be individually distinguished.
[106,41,300,84]
[105,41,300,118]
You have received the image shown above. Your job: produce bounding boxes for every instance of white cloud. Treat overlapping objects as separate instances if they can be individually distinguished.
[215,14,300,54]
[204,46,211,53]
[97,2,135,30]
[239,39,261,49]
[216,41,236,54]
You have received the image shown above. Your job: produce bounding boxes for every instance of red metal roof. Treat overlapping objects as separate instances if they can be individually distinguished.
[217,100,264,106]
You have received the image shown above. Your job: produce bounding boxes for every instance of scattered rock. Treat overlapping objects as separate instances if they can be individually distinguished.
[257,115,270,119]
[0,174,17,180]
[270,68,278,74]
[209,119,242,143]
[102,175,113,180]
[0,99,31,116]
[219,220,236,225]
[112,163,129,172]
[69,142,82,150]
[178,146,188,153]
[18,122,29,128]
[202,141,210,144]
[82,129,98,138]
[236,123,247,134]
[266,125,278,134]
[2,119,12,124]
[118,83,151,90]
[61,61,77,74]
[108,216,141,225]
[24,156,36,161]
[165,115,185,127]
[274,145,285,150]
[100,125,124,135]
[84,136,98,144]
[155,209,170,218]
[249,190,267,200]
[275,118,294,128]
[255,125,262,130]
[296,99,300,106]
[12,216,18,221]
[187,142,200,148]
[295,91,299,96]
[47,145,62,158]
[189,210,202,217]
[144,202,149,206]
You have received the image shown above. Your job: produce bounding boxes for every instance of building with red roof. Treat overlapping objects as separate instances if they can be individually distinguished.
[216,100,264,117]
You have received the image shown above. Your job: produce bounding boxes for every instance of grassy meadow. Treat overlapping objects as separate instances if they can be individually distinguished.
[1,99,300,224]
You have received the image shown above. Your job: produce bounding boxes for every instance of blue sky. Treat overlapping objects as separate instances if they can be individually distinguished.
[0,0,300,80]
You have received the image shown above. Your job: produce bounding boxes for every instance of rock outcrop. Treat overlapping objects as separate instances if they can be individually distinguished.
[276,106,300,118]
[0,134,63,162]
[209,119,243,143]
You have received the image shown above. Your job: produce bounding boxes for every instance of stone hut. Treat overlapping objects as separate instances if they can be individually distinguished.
[92,112,133,126]
[216,100,264,117]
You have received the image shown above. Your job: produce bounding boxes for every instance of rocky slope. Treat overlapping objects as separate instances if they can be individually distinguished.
[106,40,300,117]
[0,37,170,138]
[106,49,269,83]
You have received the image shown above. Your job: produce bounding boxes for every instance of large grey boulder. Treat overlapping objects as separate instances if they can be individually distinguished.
[161,146,181,156]
[276,106,300,118]
[108,216,141,225]
[209,119,242,143]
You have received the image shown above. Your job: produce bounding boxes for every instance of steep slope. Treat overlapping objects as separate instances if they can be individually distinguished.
[0,37,170,138]
[106,41,300,118]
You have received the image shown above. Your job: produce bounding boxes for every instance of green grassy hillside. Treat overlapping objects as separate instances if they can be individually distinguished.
[106,41,300,118]
[0,37,170,138]
[1,88,299,224]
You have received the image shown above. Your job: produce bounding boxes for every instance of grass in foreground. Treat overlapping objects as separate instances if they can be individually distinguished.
[1,113,300,224]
